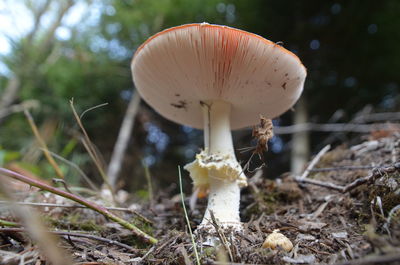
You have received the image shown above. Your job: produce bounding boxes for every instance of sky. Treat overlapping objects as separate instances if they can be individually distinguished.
[0,0,103,74]
[0,0,102,75]
[0,1,33,55]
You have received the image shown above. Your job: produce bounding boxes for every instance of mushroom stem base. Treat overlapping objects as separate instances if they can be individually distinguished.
[198,176,241,231]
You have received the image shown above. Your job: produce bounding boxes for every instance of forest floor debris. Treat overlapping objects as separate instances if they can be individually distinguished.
[0,133,399,264]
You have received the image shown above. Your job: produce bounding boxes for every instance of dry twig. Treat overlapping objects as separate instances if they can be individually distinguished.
[209,211,234,262]
[24,109,65,179]
[274,122,400,134]
[299,145,330,179]
[107,93,141,190]
[310,165,376,172]
[0,201,153,224]
[296,163,400,193]
[332,252,400,265]
[0,228,137,253]
[0,167,158,244]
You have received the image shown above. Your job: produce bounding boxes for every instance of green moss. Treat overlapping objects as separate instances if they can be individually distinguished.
[368,174,400,214]
[201,247,216,259]
[44,213,104,232]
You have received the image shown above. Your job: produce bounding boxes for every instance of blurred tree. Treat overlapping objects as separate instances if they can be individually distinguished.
[233,0,400,173]
[0,0,128,183]
[0,0,399,189]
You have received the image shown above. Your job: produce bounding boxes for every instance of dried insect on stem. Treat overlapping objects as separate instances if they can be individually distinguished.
[241,115,274,173]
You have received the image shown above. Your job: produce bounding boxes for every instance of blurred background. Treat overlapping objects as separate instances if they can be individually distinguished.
[0,0,399,195]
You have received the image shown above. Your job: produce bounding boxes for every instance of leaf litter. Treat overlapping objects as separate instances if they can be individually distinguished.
[0,133,399,264]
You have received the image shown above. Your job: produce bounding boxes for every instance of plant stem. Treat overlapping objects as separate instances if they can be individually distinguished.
[178,166,200,265]
[0,219,20,227]
[24,109,65,179]
[0,167,157,244]
[69,99,115,197]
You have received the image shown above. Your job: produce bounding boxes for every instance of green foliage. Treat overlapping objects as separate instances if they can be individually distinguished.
[1,0,399,188]
[101,0,229,48]
[44,213,105,232]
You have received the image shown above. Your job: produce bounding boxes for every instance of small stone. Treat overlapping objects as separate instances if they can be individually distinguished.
[262,230,293,252]
[296,233,316,241]
[282,254,316,264]
[332,231,348,239]
[298,220,327,231]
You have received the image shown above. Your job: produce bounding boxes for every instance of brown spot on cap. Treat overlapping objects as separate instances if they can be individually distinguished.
[171,100,187,110]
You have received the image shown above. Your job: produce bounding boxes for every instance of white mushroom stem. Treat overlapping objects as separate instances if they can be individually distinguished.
[203,100,234,155]
[200,100,241,228]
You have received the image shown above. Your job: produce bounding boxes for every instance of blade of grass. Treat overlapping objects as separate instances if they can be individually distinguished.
[42,148,99,191]
[69,99,114,197]
[24,109,65,179]
[142,160,154,205]
[80,102,109,119]
[0,167,158,245]
[0,219,20,227]
[178,166,200,265]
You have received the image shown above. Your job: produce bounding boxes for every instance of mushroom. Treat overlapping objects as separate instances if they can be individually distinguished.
[131,23,306,231]
[262,229,293,252]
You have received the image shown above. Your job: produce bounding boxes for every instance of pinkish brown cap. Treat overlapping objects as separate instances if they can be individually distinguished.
[131,23,306,130]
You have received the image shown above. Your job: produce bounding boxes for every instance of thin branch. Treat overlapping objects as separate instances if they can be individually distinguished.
[341,164,399,192]
[296,163,400,193]
[274,122,400,134]
[0,201,153,224]
[299,145,330,179]
[26,0,52,43]
[39,0,74,53]
[296,177,344,191]
[0,76,20,125]
[208,211,234,262]
[107,93,141,189]
[332,252,400,265]
[0,76,20,110]
[80,102,109,119]
[0,167,157,244]
[0,100,39,119]
[24,110,65,179]
[310,165,376,172]
[353,112,400,123]
[0,228,137,253]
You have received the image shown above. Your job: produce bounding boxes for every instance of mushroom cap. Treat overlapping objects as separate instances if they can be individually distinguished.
[131,23,306,130]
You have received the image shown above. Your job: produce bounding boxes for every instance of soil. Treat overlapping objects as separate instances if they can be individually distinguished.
[0,133,399,264]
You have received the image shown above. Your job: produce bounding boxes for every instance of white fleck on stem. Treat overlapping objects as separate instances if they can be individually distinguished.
[200,100,241,228]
